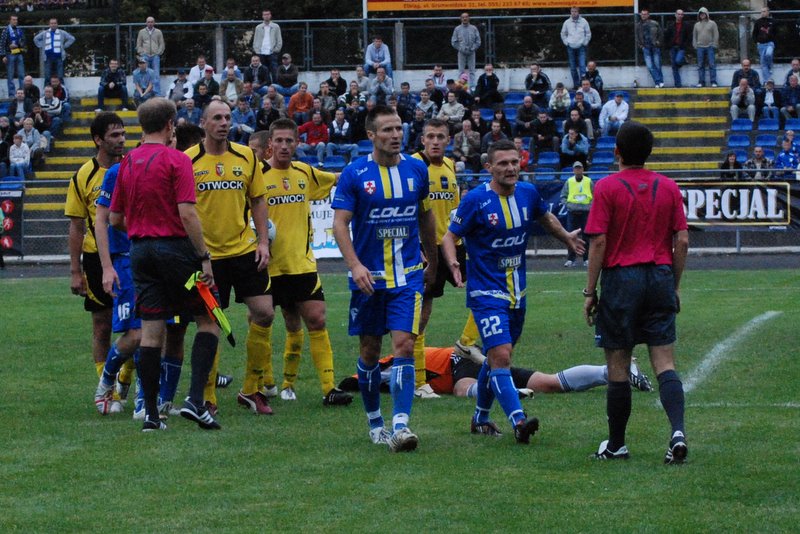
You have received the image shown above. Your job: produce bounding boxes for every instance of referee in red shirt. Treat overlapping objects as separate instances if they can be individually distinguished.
[109,97,221,432]
[583,121,689,463]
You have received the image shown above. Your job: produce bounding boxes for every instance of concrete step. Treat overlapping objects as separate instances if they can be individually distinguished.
[647,161,718,170]
[62,124,142,136]
[636,87,729,100]
[637,116,728,130]
[79,97,125,107]
[55,139,139,149]
[24,203,64,212]
[634,100,728,118]
[33,171,74,180]
[73,110,137,120]
[27,186,68,196]
[652,146,722,155]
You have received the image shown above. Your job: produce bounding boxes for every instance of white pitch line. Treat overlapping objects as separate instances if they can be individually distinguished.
[687,402,800,409]
[682,310,783,394]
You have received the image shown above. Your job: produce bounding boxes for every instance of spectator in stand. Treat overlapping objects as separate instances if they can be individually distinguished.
[480,119,507,155]
[253,9,282,80]
[438,91,466,135]
[514,136,531,171]
[585,61,604,100]
[9,88,30,130]
[396,81,415,124]
[731,58,761,96]
[470,107,490,136]
[719,151,742,179]
[453,118,481,173]
[693,7,719,88]
[176,97,201,125]
[473,64,502,109]
[599,92,629,137]
[9,132,28,178]
[327,107,359,162]
[364,35,392,78]
[561,7,591,88]
[368,66,393,105]
[743,146,773,181]
[219,67,244,108]
[288,81,313,124]
[524,63,552,109]
[454,73,474,107]
[406,108,427,152]
[664,9,692,88]
[255,97,279,132]
[33,17,75,83]
[134,17,164,95]
[549,82,571,120]
[514,95,539,137]
[238,81,261,111]
[784,58,800,87]
[0,122,8,177]
[194,66,219,97]
[264,84,287,117]
[17,116,44,167]
[132,58,157,106]
[355,65,370,94]
[310,95,331,123]
[570,91,594,139]
[229,99,255,144]
[39,85,62,135]
[752,7,776,83]
[339,80,366,109]
[97,59,131,111]
[577,78,602,126]
[451,12,481,85]
[424,78,445,109]
[560,161,592,267]
[730,78,755,122]
[0,15,26,95]
[531,110,560,155]
[243,54,272,96]
[297,110,328,161]
[431,64,447,96]
[274,53,299,97]
[22,75,39,102]
[192,83,212,110]
[559,127,589,169]
[636,9,664,88]
[783,130,800,154]
[492,107,513,138]
[28,102,52,148]
[48,75,70,120]
[224,57,243,80]
[774,138,799,179]
[324,68,347,98]
[317,82,337,117]
[167,68,193,106]
[348,97,372,142]
[780,75,800,121]
[187,55,209,87]
[0,115,13,144]
[760,79,781,121]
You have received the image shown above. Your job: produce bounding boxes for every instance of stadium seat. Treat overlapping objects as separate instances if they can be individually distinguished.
[755,134,778,147]
[299,156,319,166]
[588,171,609,181]
[533,167,556,181]
[445,141,454,156]
[726,135,750,148]
[504,107,517,122]
[595,136,616,150]
[785,118,800,131]
[357,140,373,154]
[591,151,615,166]
[536,151,559,166]
[730,119,753,131]
[607,90,631,103]
[734,149,748,163]
[763,148,775,160]
[757,118,779,131]
[322,155,347,171]
[0,175,24,190]
[559,167,574,181]
[480,108,494,121]
[521,136,532,148]
[0,102,9,117]
[504,92,526,106]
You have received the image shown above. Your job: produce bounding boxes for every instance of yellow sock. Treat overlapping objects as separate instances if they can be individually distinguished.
[243,323,272,395]
[95,361,104,378]
[118,358,135,385]
[281,329,304,390]
[459,312,479,347]
[309,329,335,395]
[413,332,426,388]
[203,348,220,404]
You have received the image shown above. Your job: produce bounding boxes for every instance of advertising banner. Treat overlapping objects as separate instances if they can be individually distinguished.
[367,0,635,12]
[0,187,24,257]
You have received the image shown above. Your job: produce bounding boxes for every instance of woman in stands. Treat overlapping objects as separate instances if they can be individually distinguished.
[492,106,513,138]
[719,151,742,180]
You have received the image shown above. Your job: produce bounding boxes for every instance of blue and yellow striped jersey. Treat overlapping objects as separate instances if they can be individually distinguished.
[448,182,548,309]
[332,153,431,291]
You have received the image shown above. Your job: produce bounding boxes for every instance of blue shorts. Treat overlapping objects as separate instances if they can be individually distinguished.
[348,286,422,336]
[111,254,141,333]
[595,264,678,350]
[470,301,526,351]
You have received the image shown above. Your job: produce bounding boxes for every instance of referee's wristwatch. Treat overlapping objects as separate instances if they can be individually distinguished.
[582,288,597,298]
[199,251,212,262]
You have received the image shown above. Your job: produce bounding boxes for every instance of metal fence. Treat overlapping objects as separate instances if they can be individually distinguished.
[14,10,800,78]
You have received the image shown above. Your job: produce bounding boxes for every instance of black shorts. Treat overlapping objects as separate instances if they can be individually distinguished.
[425,244,467,299]
[211,250,271,309]
[450,354,535,389]
[596,264,678,350]
[82,251,113,312]
[130,237,206,320]
[271,272,324,309]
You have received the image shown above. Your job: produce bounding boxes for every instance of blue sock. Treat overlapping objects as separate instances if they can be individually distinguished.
[158,356,183,404]
[357,358,383,429]
[390,357,415,432]
[473,360,495,424]
[657,370,685,436]
[490,368,526,427]
[101,343,129,386]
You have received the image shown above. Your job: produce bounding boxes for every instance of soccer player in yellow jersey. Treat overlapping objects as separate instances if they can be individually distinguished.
[410,118,482,399]
[64,112,128,380]
[260,118,353,406]
[185,100,275,416]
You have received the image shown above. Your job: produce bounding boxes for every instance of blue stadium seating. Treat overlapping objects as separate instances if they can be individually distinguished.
[536,151,559,166]
[480,108,494,121]
[504,107,517,122]
[734,149,748,163]
[560,167,574,181]
[504,92,526,106]
[757,118,779,131]
[595,136,616,150]
[588,171,609,181]
[731,119,753,131]
[299,156,320,166]
[763,148,775,160]
[357,140,373,154]
[0,175,24,190]
[322,155,347,170]
[755,134,779,147]
[591,151,615,166]
[727,135,750,148]
[784,118,800,131]
[607,90,631,103]
[533,167,556,181]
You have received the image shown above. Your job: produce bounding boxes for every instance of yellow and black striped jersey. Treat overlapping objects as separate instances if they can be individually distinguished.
[64,157,109,254]
[185,141,266,259]
[412,151,460,244]
[263,161,336,276]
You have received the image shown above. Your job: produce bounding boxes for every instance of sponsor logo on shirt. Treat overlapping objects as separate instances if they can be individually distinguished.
[282,178,290,191]
[440,175,449,190]
[488,213,498,225]
[298,178,306,190]
[491,234,526,248]
[268,194,305,205]
[215,163,225,177]
[429,191,455,201]
[369,205,417,219]
[364,180,376,195]
[194,170,209,177]
[197,180,245,192]
[498,255,522,269]
[376,226,409,239]
[232,165,243,177]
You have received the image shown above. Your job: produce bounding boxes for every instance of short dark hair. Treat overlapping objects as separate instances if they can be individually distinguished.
[175,123,204,151]
[268,117,298,138]
[615,121,653,166]
[90,111,124,146]
[138,97,177,134]
[423,118,448,133]
[365,104,398,133]
[248,130,270,150]
[487,138,517,163]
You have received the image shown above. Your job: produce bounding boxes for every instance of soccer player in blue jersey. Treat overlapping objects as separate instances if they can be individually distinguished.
[332,105,438,452]
[441,138,584,444]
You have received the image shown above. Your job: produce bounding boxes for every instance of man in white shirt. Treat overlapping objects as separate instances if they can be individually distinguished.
[599,92,629,136]
[253,9,282,80]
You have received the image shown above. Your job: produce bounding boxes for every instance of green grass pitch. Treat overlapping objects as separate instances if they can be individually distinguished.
[1,267,798,531]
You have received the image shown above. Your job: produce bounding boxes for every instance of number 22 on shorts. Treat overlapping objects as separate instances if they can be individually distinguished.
[480,316,503,338]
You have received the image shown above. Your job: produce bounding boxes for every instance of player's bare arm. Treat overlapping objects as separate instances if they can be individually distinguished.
[333,208,374,295]
[672,229,689,311]
[538,211,585,256]
[440,230,463,287]
[94,204,119,297]
[67,216,86,296]
[583,233,606,326]
[177,201,214,287]
[250,195,270,270]
[418,205,438,290]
